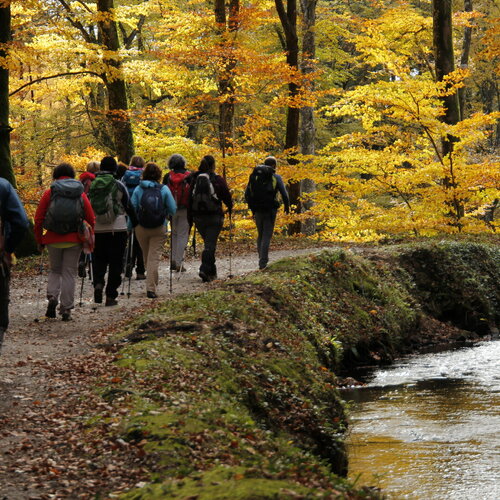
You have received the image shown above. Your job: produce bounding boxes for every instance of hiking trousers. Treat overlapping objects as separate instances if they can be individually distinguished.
[170,208,190,268]
[193,214,223,278]
[254,209,278,269]
[135,224,167,294]
[47,244,81,313]
[93,231,128,300]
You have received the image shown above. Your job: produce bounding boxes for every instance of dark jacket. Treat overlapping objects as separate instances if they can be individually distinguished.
[0,178,29,254]
[244,171,290,214]
[188,172,233,224]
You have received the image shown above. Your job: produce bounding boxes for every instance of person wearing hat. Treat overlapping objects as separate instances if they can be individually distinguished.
[89,156,138,306]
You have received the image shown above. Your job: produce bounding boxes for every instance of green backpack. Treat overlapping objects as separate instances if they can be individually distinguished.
[89,174,122,224]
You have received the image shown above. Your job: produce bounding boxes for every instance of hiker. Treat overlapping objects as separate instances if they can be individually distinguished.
[121,155,146,280]
[130,162,176,298]
[78,160,100,277]
[79,161,100,195]
[188,155,232,282]
[245,156,290,270]
[163,154,192,272]
[34,163,95,321]
[0,178,29,352]
[89,156,137,306]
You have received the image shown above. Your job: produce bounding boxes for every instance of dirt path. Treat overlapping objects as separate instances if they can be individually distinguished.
[0,245,331,499]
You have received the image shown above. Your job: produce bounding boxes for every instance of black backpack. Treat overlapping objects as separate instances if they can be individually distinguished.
[191,173,221,214]
[246,165,278,212]
[43,179,84,234]
[138,184,165,228]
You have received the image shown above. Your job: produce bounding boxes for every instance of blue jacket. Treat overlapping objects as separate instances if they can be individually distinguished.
[130,180,177,229]
[0,178,29,253]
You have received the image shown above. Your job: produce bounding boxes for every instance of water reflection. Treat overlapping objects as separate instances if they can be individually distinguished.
[344,340,500,499]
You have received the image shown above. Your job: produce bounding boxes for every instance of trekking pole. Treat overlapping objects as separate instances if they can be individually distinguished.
[228,211,234,278]
[169,218,173,294]
[127,231,134,299]
[121,232,132,296]
[34,251,44,322]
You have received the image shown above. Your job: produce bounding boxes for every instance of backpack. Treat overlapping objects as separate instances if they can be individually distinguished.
[166,171,191,209]
[138,184,165,228]
[191,173,221,214]
[89,174,122,225]
[122,169,142,198]
[246,165,278,212]
[43,179,84,234]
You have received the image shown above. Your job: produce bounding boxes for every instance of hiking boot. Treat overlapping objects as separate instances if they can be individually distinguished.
[45,298,58,318]
[78,261,86,278]
[199,271,209,283]
[94,284,103,304]
[146,291,157,299]
[61,311,72,322]
[136,273,146,280]
[105,297,118,307]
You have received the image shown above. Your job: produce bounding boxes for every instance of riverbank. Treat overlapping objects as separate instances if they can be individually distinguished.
[1,240,498,498]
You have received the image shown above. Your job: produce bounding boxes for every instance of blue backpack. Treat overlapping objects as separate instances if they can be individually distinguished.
[138,185,165,228]
[122,169,142,198]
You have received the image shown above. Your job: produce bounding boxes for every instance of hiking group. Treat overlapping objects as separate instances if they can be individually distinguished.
[0,153,289,339]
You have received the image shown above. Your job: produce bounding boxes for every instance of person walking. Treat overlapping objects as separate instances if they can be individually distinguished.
[121,155,146,280]
[245,156,290,270]
[34,163,95,321]
[163,154,192,272]
[89,156,137,306]
[188,155,232,282]
[0,178,29,352]
[130,162,176,298]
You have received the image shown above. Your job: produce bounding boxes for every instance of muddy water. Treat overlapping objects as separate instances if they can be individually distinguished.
[343,340,500,499]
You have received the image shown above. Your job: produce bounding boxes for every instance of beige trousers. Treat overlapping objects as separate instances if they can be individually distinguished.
[134,225,167,294]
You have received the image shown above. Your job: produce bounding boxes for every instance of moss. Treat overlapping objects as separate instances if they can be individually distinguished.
[87,242,498,499]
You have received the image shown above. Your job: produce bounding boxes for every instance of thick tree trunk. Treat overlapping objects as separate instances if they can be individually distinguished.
[0,1,16,186]
[458,0,473,119]
[97,0,135,163]
[299,0,317,235]
[215,0,239,160]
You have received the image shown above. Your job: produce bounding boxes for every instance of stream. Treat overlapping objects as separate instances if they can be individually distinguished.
[342,340,500,499]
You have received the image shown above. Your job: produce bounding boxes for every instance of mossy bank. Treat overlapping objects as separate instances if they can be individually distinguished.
[97,241,499,499]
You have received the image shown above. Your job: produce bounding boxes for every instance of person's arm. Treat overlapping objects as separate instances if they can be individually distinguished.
[275,174,290,214]
[34,189,51,245]
[161,185,177,217]
[216,176,233,213]
[3,184,29,253]
[81,193,95,228]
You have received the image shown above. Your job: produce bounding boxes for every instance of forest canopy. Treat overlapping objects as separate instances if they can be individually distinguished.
[1,0,499,241]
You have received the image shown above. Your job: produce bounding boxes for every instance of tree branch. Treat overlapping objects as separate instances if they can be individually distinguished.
[10,71,102,96]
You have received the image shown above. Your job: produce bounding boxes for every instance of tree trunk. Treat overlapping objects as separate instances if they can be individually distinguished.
[299,0,317,235]
[97,0,135,163]
[0,1,16,186]
[215,0,239,162]
[458,0,473,119]
[433,0,463,224]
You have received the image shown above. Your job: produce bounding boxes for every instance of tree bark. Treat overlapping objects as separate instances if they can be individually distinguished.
[97,0,135,163]
[214,0,239,160]
[299,0,317,235]
[458,0,473,119]
[0,0,16,185]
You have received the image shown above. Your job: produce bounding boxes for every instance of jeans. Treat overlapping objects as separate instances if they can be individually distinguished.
[93,231,128,299]
[193,214,223,278]
[254,210,277,269]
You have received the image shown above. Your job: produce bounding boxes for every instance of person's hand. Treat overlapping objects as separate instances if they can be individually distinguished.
[37,243,45,253]
[2,252,13,268]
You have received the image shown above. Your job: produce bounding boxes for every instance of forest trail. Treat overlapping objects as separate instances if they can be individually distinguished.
[0,244,332,499]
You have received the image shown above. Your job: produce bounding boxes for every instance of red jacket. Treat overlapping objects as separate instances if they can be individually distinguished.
[34,177,95,245]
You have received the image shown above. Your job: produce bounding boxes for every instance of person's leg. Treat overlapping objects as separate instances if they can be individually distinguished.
[254,211,265,261]
[145,226,166,295]
[134,237,145,277]
[46,246,63,310]
[92,232,110,303]
[0,264,11,353]
[105,232,128,302]
[200,215,223,280]
[257,210,277,269]
[171,209,189,269]
[58,244,82,317]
